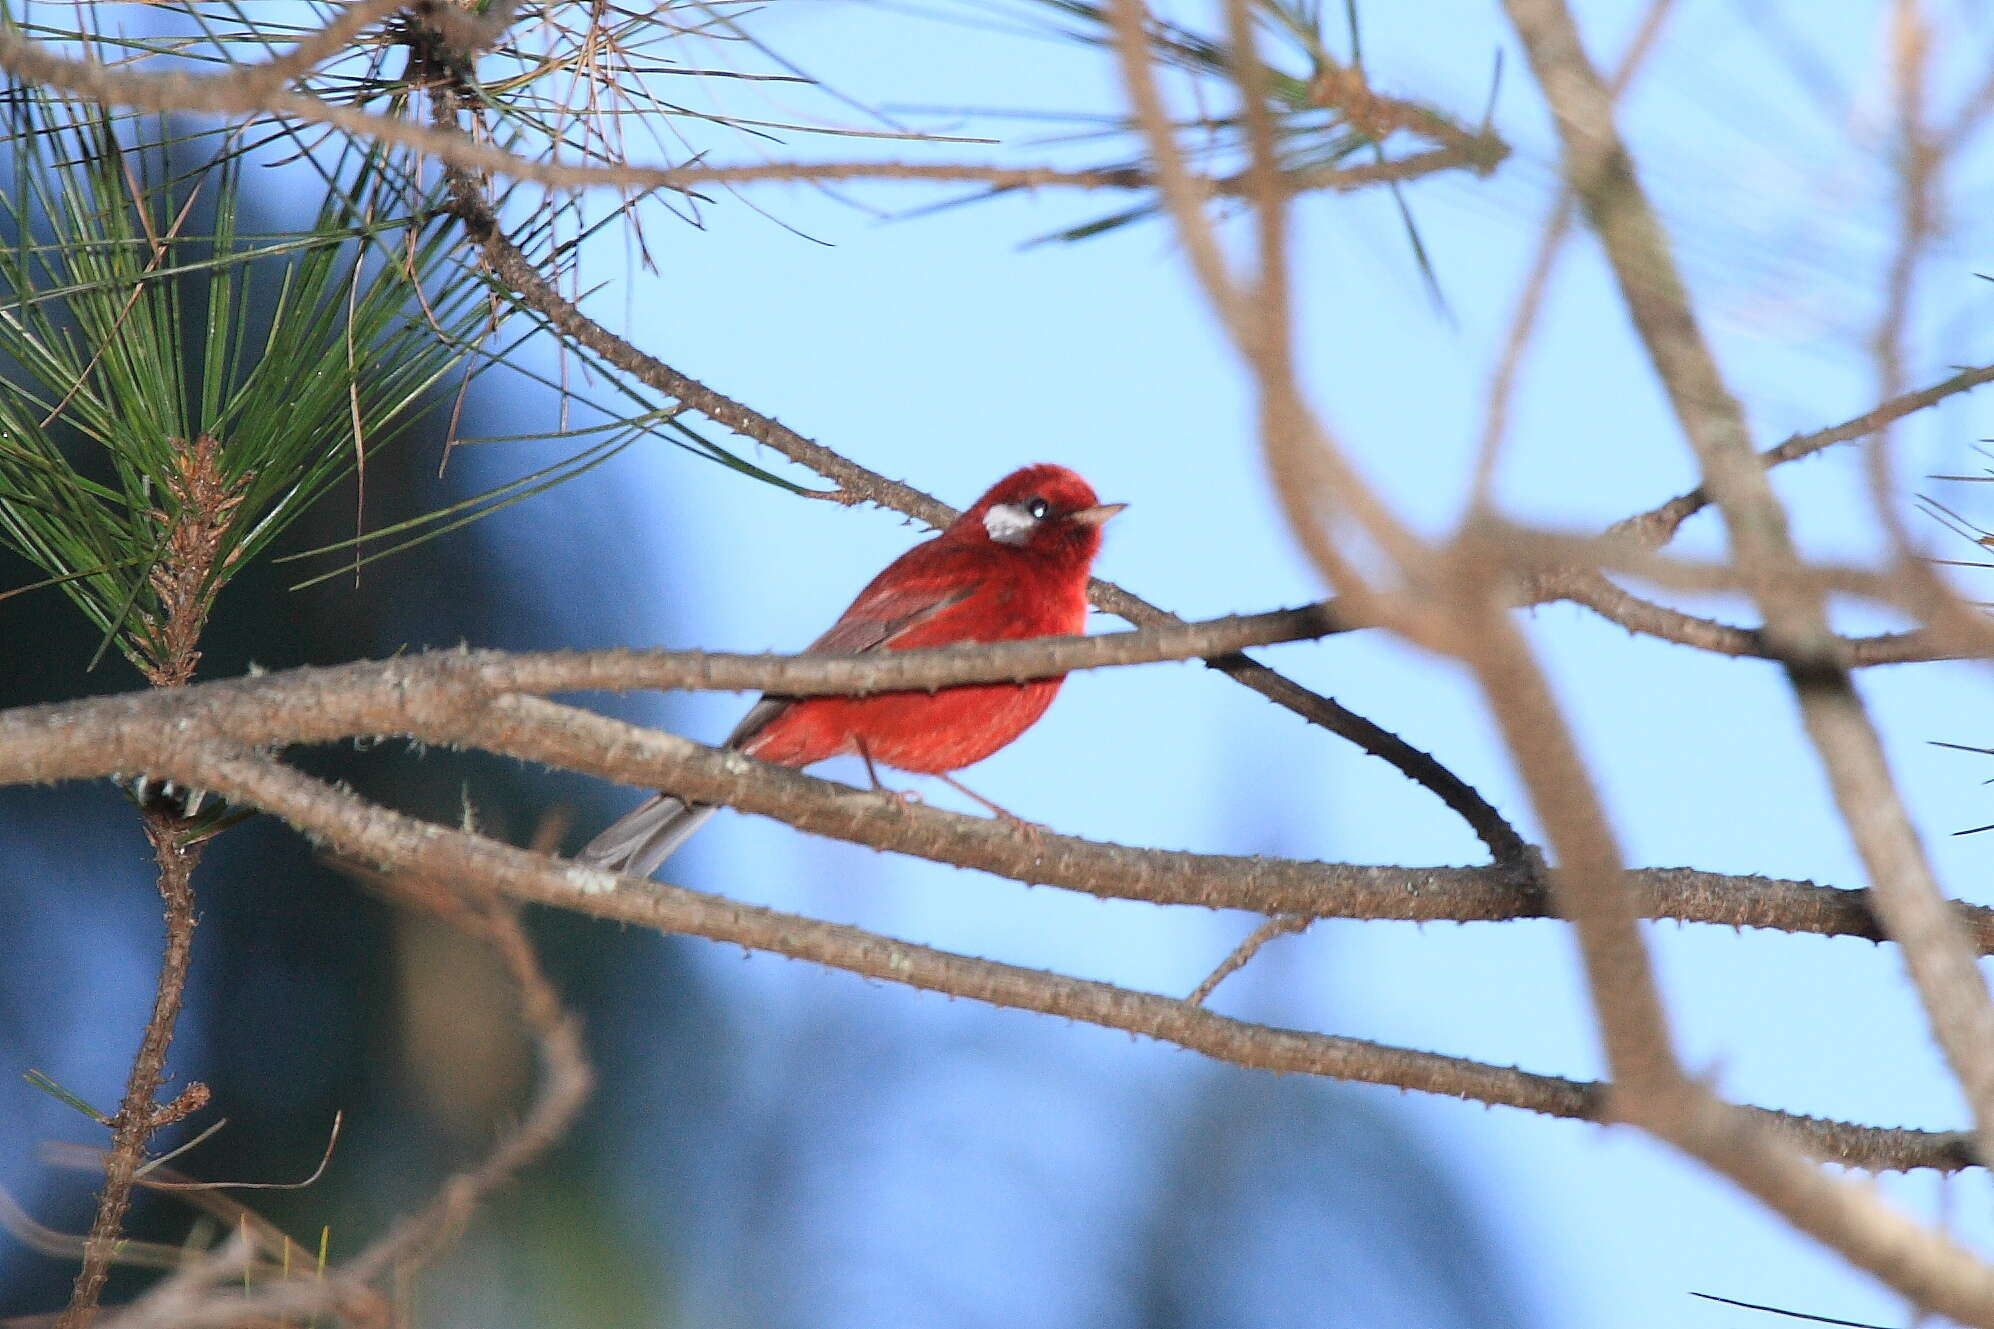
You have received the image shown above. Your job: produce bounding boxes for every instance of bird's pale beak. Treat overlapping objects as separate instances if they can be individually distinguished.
[1071,502,1127,527]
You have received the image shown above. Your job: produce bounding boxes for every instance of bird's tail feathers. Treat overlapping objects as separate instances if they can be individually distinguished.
[575,793,718,878]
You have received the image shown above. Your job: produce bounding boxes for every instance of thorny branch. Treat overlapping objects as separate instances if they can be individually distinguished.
[58,803,206,1329]
[1611,360,1994,548]
[49,739,1993,1178]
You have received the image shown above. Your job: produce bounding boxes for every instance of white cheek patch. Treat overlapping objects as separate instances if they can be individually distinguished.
[983,502,1038,545]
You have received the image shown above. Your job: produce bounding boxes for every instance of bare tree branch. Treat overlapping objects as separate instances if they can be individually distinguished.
[1531,566,1949,666]
[1613,361,1994,548]
[56,737,1965,1178]
[1105,0,1439,612]
[0,27,1491,201]
[1472,0,1678,504]
[11,641,1994,950]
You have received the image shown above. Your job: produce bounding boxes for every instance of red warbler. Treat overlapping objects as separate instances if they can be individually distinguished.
[578,463,1124,876]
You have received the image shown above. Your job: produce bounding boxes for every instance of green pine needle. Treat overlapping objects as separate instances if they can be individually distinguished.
[23,1068,109,1123]
[0,90,483,675]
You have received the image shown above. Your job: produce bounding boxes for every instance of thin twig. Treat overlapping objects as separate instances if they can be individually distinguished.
[59,804,206,1329]
[1613,361,1994,548]
[1184,914,1311,1007]
[88,1231,259,1329]
[1471,0,1677,504]
[1531,565,1948,667]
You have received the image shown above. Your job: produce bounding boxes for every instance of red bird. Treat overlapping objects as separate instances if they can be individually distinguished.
[578,463,1124,876]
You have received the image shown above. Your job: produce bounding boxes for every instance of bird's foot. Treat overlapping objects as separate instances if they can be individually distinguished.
[936,773,1046,836]
[992,806,1049,839]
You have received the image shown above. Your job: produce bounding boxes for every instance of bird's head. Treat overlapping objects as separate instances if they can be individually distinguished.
[955,463,1125,566]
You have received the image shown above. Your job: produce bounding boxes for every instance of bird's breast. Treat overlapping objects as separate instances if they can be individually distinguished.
[747,678,1065,774]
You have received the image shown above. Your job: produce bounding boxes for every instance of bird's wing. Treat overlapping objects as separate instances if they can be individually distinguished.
[723,559,981,750]
[805,575,979,655]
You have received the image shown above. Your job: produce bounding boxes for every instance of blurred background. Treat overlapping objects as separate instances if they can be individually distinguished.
[7,1,1994,1325]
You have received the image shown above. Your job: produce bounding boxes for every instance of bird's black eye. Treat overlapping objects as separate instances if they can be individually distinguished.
[1026,497,1050,520]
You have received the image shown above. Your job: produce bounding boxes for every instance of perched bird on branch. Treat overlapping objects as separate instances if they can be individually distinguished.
[577,463,1125,876]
